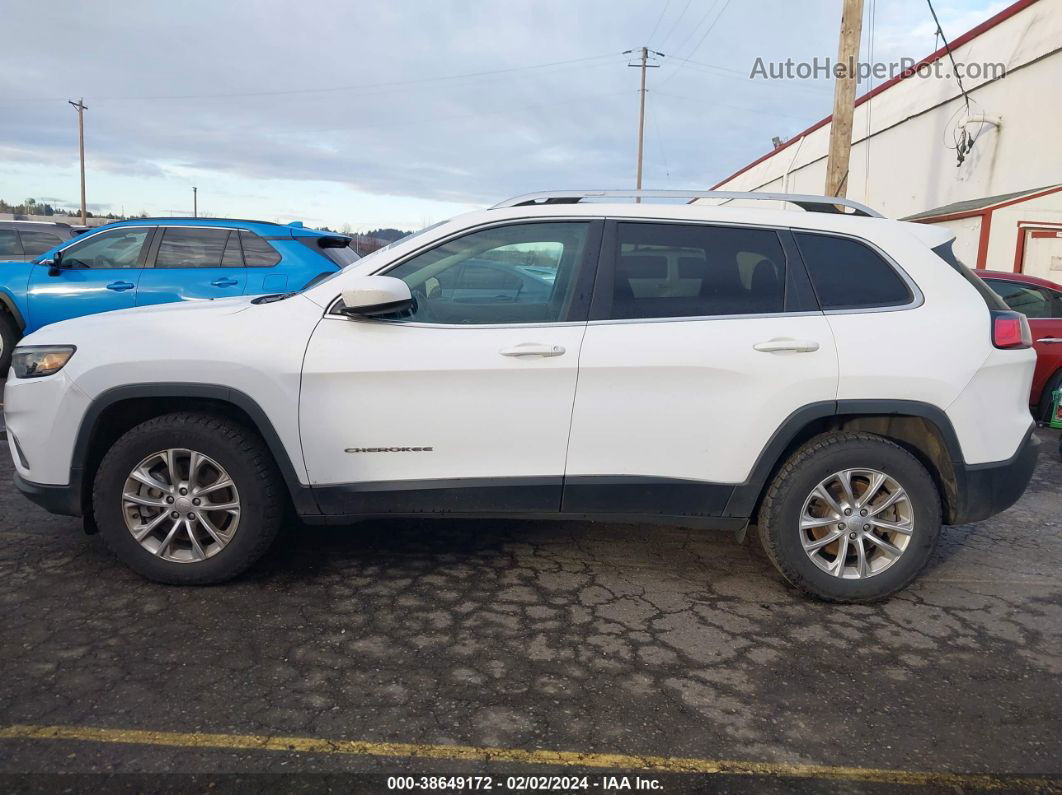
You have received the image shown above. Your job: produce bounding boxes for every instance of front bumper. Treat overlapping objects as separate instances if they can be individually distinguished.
[950,425,1040,525]
[14,470,83,517]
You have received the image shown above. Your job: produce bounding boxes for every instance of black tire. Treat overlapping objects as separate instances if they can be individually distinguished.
[92,412,285,585]
[1037,369,1062,424]
[0,311,19,376]
[757,432,941,603]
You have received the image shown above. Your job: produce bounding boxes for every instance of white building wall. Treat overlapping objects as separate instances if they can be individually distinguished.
[927,216,982,265]
[985,194,1062,269]
[710,0,1062,223]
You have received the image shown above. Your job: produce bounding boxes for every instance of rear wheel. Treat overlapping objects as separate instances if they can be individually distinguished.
[93,412,285,584]
[0,311,18,376]
[757,432,941,603]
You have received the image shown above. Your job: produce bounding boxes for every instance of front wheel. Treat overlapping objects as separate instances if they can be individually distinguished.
[757,432,942,603]
[93,412,285,584]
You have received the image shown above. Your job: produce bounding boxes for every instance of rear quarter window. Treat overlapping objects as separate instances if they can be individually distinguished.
[20,230,63,255]
[295,237,360,267]
[239,230,282,267]
[0,229,22,256]
[795,232,913,310]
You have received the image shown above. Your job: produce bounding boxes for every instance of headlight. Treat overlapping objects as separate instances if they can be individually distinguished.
[11,345,77,379]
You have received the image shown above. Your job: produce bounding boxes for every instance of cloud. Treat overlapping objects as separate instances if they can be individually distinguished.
[0,0,1010,224]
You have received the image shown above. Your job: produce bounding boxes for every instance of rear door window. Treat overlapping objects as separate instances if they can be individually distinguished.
[155,228,231,268]
[795,232,913,310]
[603,222,787,320]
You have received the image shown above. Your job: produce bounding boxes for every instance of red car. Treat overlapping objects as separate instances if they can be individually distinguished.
[977,269,1062,420]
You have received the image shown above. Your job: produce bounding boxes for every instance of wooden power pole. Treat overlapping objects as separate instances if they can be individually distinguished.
[626,47,661,201]
[824,0,863,198]
[68,98,88,225]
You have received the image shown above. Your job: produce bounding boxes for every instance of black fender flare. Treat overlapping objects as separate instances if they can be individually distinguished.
[0,290,26,330]
[71,382,320,517]
[724,399,966,518]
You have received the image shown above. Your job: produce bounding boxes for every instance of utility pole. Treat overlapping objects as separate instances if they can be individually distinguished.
[68,98,88,225]
[625,47,662,201]
[193,186,198,218]
[824,0,863,198]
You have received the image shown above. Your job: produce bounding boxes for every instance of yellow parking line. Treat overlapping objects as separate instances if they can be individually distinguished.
[0,723,1057,791]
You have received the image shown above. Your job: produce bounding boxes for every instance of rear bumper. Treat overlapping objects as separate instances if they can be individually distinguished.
[950,425,1040,525]
[14,471,83,517]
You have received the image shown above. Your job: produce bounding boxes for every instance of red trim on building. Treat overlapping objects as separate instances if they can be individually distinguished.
[710,0,1040,189]
[910,186,1062,268]
[976,212,993,269]
[1014,222,1062,273]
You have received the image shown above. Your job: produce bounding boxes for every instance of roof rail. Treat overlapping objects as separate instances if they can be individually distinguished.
[490,190,883,218]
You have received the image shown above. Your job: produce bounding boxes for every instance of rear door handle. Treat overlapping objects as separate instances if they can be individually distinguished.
[499,343,566,358]
[1036,337,1062,344]
[106,281,135,292]
[211,278,239,288]
[753,338,820,353]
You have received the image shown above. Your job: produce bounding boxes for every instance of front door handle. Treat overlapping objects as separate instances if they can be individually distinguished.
[1036,337,1062,344]
[211,278,239,288]
[753,338,821,353]
[106,281,135,292]
[499,343,566,358]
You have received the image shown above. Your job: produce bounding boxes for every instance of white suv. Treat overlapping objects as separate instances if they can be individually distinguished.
[4,191,1040,602]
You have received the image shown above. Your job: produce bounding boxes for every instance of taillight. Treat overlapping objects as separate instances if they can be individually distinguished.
[991,310,1032,349]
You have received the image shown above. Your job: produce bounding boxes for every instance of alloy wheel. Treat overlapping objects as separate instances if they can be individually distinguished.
[121,448,241,563]
[799,468,913,579]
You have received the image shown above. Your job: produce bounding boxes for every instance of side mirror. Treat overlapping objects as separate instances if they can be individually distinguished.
[338,276,414,318]
[46,250,63,277]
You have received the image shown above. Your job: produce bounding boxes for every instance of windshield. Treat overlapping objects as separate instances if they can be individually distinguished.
[300,220,450,292]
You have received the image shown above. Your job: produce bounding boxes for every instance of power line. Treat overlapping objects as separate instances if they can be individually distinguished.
[652,90,815,121]
[657,0,694,49]
[646,0,672,46]
[863,0,877,202]
[657,0,732,87]
[280,88,638,137]
[7,53,622,104]
[663,54,833,95]
[924,0,971,111]
[666,0,723,61]
[649,107,671,181]
[664,54,750,78]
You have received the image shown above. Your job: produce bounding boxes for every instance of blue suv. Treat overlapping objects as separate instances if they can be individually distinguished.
[0,218,357,372]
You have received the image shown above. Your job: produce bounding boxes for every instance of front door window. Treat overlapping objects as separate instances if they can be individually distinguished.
[383,222,592,325]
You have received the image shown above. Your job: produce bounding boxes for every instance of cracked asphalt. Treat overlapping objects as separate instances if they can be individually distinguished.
[0,429,1060,791]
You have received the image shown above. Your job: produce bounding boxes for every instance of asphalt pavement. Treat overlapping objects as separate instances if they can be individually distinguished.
[0,428,1060,793]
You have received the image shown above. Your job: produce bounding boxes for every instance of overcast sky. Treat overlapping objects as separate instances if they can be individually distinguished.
[0,0,1006,231]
